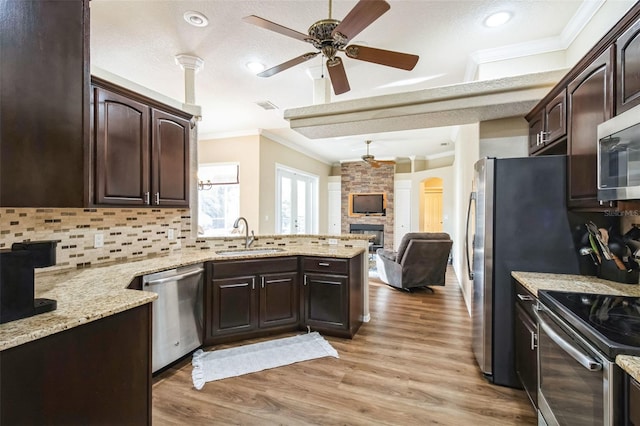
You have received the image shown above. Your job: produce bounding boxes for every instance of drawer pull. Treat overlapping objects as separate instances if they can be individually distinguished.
[318,262,330,267]
[517,294,535,301]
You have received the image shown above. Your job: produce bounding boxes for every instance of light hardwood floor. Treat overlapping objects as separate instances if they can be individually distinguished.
[152,266,537,425]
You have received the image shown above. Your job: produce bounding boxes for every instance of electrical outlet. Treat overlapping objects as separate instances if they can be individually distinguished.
[94,233,104,248]
[328,238,338,245]
[167,228,175,240]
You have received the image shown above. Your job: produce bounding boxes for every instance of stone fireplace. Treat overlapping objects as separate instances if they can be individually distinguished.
[341,161,394,251]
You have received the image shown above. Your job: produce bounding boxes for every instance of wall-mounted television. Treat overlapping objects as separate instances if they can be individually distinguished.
[350,193,386,215]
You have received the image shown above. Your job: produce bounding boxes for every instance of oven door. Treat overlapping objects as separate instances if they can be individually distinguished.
[534,304,620,426]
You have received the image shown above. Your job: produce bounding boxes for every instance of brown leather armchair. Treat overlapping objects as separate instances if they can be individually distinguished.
[375,232,452,291]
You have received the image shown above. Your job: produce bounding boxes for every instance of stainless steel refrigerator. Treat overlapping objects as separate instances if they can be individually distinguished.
[465,156,581,388]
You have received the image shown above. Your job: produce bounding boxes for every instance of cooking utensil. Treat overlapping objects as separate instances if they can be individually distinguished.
[586,222,612,261]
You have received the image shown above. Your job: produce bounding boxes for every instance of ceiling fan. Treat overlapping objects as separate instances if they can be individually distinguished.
[242,0,419,95]
[361,140,395,168]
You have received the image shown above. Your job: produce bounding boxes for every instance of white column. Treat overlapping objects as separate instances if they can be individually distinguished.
[175,54,204,105]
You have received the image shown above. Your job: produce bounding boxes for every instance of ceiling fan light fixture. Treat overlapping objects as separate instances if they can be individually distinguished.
[484,11,512,28]
[246,61,266,73]
[184,11,209,27]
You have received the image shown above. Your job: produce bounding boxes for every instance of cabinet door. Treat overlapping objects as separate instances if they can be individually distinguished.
[210,275,257,336]
[1,0,89,207]
[151,109,190,207]
[303,273,348,331]
[617,17,640,114]
[567,47,614,208]
[94,86,150,205]
[259,272,299,328]
[515,303,538,410]
[544,89,567,144]
[528,110,544,155]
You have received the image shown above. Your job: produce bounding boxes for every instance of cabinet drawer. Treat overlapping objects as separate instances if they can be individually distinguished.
[302,257,348,274]
[212,257,298,278]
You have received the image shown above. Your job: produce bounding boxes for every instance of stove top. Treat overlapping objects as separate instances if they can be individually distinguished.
[538,290,640,359]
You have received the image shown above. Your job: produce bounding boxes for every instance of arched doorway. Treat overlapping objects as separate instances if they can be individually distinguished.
[420,177,443,232]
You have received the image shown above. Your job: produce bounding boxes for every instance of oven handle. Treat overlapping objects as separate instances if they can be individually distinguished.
[533,306,603,372]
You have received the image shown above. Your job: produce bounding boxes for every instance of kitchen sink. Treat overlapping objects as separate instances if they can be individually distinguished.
[216,248,285,256]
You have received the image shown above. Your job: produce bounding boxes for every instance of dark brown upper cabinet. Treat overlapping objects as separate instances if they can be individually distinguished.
[92,78,191,207]
[567,47,614,209]
[0,0,90,207]
[617,17,640,114]
[527,90,567,156]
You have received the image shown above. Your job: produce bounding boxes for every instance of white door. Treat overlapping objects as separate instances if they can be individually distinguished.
[276,167,318,234]
[394,180,412,250]
[327,180,341,235]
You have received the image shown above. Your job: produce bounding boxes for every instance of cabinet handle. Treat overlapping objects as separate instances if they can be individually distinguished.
[261,276,265,289]
[155,192,160,205]
[531,330,537,351]
[304,275,308,286]
[144,192,150,205]
[251,277,255,290]
[539,131,550,144]
[517,294,534,301]
[536,133,540,146]
[318,262,330,267]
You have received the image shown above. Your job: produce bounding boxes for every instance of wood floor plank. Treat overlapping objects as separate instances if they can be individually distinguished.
[152,266,537,425]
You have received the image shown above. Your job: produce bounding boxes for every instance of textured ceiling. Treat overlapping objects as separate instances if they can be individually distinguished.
[90,0,629,164]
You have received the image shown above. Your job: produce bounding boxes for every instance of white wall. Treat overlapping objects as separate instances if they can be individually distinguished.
[452,123,480,314]
[566,0,636,67]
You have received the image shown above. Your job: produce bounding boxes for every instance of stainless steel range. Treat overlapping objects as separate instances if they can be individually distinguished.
[536,290,640,426]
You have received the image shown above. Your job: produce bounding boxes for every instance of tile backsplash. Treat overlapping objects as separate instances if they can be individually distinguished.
[0,208,191,271]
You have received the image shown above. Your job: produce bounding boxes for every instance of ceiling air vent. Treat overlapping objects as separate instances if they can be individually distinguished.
[255,100,278,110]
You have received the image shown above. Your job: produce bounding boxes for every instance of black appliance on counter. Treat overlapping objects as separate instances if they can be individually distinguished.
[536,290,640,426]
[0,241,58,324]
[465,156,582,388]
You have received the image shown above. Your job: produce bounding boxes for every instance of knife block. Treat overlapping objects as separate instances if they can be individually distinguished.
[597,258,640,284]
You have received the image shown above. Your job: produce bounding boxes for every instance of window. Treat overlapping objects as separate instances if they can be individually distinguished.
[197,163,240,236]
[276,165,319,234]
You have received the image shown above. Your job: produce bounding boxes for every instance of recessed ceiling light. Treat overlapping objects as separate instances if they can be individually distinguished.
[184,11,209,27]
[484,11,512,28]
[246,61,266,73]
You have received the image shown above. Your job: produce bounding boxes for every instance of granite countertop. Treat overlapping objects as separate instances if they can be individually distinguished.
[512,271,640,382]
[512,271,640,297]
[0,245,365,352]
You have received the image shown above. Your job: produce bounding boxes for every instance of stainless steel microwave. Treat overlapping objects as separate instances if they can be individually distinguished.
[597,103,640,201]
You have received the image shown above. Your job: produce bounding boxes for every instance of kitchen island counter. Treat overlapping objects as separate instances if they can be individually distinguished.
[0,245,366,352]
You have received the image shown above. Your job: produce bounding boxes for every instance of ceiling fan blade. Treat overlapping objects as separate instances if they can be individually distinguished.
[258,52,319,77]
[242,15,310,42]
[345,45,419,70]
[327,57,350,95]
[332,0,390,42]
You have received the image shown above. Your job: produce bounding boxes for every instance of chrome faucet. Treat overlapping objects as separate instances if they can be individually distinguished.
[233,217,255,248]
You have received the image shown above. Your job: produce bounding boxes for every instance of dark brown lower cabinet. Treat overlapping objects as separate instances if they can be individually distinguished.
[205,254,364,344]
[514,280,538,412]
[302,254,363,338]
[0,304,152,425]
[206,257,300,344]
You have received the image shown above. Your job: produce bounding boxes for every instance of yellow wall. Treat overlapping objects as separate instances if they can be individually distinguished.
[198,135,261,232]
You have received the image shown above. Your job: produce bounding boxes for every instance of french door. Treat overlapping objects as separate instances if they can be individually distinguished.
[276,166,318,234]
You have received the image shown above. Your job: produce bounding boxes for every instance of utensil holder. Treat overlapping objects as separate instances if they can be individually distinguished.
[597,258,640,284]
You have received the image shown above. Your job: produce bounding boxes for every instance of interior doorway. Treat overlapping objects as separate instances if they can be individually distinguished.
[420,177,443,232]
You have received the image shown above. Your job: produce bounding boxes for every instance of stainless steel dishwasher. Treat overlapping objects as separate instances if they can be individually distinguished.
[143,263,204,373]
